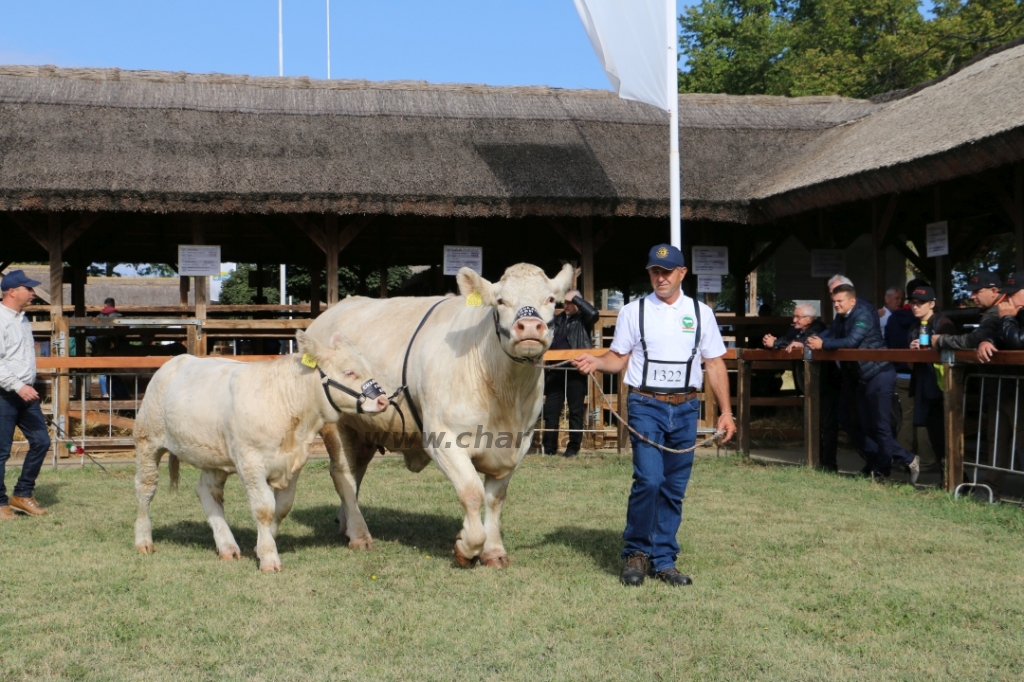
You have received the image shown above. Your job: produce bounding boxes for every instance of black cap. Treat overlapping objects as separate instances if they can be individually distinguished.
[0,269,42,291]
[1000,272,1024,295]
[646,244,686,270]
[967,271,1001,291]
[908,285,936,303]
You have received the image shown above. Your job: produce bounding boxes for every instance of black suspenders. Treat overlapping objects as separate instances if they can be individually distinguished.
[637,296,702,393]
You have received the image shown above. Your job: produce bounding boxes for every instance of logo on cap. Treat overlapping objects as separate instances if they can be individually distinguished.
[913,289,927,296]
[657,247,669,258]
[1010,278,1017,286]
[971,276,979,283]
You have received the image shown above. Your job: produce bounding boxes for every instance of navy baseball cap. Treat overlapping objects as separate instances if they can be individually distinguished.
[1000,272,1024,295]
[0,269,42,292]
[908,285,936,303]
[646,244,686,270]
[967,271,1001,291]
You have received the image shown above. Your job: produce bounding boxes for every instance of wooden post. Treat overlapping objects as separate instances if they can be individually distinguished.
[189,216,208,357]
[71,260,86,357]
[704,373,719,432]
[309,260,321,317]
[1014,164,1023,272]
[48,214,69,453]
[325,215,339,307]
[179,275,190,307]
[804,355,821,468]
[736,349,751,455]
[872,199,883,308]
[580,217,595,304]
[943,359,965,492]
[617,369,629,454]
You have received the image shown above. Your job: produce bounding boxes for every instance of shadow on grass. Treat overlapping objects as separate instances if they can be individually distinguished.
[31,482,62,507]
[524,526,623,576]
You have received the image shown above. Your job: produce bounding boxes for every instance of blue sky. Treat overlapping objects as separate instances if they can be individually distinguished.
[0,0,660,89]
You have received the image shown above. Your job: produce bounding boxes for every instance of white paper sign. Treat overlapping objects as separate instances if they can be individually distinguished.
[810,249,846,278]
[697,275,722,293]
[926,221,949,258]
[443,245,483,276]
[691,246,729,275]
[178,245,221,276]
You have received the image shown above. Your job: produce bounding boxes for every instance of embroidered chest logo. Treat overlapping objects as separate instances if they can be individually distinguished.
[681,316,696,333]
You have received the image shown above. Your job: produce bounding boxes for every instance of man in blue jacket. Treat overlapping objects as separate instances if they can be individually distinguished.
[808,283,920,480]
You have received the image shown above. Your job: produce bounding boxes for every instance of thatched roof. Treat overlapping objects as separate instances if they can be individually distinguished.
[0,38,1021,224]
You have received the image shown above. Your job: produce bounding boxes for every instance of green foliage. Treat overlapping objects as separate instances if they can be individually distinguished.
[679,0,1024,98]
[216,263,413,304]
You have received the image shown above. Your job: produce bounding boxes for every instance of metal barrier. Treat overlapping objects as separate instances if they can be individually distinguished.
[957,370,1024,502]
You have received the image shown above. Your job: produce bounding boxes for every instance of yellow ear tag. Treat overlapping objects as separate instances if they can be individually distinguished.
[466,291,483,307]
[301,353,318,369]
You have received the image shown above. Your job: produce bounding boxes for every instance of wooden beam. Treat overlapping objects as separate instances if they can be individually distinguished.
[325,215,339,306]
[61,213,100,252]
[546,219,582,254]
[9,213,47,250]
[943,362,965,492]
[745,230,789,275]
[893,239,933,279]
[804,357,820,468]
[190,215,208,356]
[339,215,374,252]
[593,220,614,253]
[580,217,595,304]
[48,214,64,325]
[289,215,326,252]
[309,258,321,317]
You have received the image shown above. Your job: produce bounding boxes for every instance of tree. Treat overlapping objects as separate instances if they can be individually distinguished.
[679,0,1024,98]
[216,264,413,305]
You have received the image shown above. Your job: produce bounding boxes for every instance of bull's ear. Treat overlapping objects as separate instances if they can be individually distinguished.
[457,267,496,306]
[550,263,575,301]
[296,330,326,359]
[329,331,357,351]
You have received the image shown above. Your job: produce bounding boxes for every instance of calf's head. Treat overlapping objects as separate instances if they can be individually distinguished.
[296,330,389,415]
[458,263,575,362]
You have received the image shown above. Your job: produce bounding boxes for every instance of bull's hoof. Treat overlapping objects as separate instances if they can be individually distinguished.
[347,536,374,551]
[219,546,242,560]
[259,560,282,572]
[481,553,511,568]
[453,547,480,568]
[136,542,154,555]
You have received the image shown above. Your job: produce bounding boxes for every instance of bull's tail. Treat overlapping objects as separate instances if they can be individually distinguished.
[168,454,180,492]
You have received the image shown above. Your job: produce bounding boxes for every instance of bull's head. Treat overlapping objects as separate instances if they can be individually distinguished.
[458,263,575,362]
[296,330,390,415]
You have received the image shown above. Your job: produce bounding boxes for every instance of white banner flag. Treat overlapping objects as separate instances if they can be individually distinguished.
[573,0,671,111]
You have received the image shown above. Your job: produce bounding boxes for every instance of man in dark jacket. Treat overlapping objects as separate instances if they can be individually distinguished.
[808,284,919,480]
[543,291,599,457]
[935,271,1002,361]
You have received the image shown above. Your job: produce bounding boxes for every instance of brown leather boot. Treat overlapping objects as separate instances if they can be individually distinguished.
[9,496,46,516]
[620,552,649,586]
[0,505,16,521]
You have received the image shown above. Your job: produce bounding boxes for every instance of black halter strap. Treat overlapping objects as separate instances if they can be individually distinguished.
[318,368,385,415]
[637,295,702,393]
[391,298,450,433]
[492,308,552,366]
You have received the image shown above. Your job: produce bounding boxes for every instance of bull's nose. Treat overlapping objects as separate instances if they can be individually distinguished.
[373,395,389,412]
[514,318,546,338]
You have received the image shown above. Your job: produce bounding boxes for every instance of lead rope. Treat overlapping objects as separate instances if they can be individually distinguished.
[544,359,727,455]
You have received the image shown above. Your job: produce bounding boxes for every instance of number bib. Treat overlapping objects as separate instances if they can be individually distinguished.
[637,296,702,394]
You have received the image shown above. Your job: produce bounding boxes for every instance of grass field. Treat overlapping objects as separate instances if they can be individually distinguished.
[2,453,1024,681]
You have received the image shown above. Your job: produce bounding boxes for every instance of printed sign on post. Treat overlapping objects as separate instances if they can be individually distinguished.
[443,246,483,275]
[178,245,221,277]
[697,275,722,293]
[926,221,949,258]
[691,246,729,275]
[810,249,846,278]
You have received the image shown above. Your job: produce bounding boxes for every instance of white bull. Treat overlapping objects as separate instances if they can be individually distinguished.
[133,330,389,571]
[307,263,574,566]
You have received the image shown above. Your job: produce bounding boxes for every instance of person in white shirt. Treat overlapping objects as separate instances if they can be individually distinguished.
[0,270,51,520]
[878,286,904,331]
[574,244,735,587]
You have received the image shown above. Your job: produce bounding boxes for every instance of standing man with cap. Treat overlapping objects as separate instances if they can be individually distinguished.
[573,244,735,587]
[542,290,599,457]
[0,270,51,519]
[935,271,1003,362]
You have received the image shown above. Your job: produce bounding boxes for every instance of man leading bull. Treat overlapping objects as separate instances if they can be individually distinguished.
[574,244,735,587]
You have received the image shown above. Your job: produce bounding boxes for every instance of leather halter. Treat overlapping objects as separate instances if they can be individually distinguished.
[318,368,385,415]
[491,307,552,366]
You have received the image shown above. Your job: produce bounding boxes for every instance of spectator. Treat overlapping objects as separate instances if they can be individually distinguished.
[907,285,955,475]
[762,303,826,395]
[815,275,859,472]
[93,298,122,398]
[939,271,1003,362]
[878,286,904,331]
[886,279,930,454]
[981,272,1024,486]
[808,284,920,481]
[543,290,599,457]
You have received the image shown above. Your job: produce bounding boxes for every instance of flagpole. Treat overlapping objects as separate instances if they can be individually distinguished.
[667,0,680,249]
[326,0,331,79]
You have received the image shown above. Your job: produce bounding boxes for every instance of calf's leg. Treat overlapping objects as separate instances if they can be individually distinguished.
[480,473,512,567]
[433,448,487,568]
[271,470,301,538]
[323,424,374,550]
[196,469,242,560]
[134,438,165,554]
[236,460,283,572]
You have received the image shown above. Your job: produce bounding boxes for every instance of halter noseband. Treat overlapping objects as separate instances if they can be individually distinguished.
[318,368,385,414]
[492,306,553,366]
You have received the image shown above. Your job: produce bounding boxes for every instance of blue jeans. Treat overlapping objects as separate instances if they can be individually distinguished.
[0,389,51,506]
[622,392,698,572]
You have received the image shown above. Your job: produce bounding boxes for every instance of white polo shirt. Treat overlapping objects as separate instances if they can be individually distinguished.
[610,293,726,391]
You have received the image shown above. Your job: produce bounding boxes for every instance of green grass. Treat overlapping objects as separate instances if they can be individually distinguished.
[2,453,1024,681]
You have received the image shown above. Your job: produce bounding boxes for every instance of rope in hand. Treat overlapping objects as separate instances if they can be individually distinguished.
[542,359,728,455]
[43,414,108,472]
